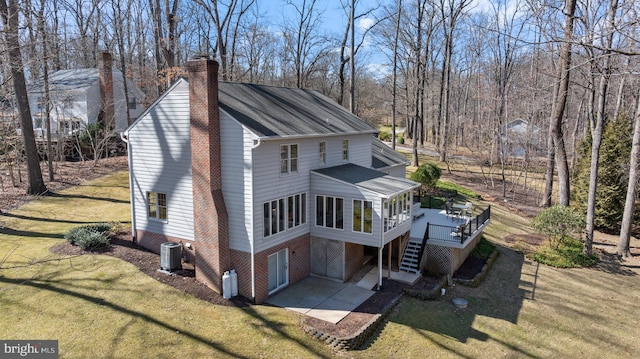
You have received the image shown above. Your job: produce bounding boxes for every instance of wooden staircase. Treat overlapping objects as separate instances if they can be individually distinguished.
[399,237,424,274]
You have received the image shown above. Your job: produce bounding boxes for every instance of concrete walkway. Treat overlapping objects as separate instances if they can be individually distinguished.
[265,276,375,324]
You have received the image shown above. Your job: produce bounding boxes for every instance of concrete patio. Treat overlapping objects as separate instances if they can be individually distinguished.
[265,276,375,324]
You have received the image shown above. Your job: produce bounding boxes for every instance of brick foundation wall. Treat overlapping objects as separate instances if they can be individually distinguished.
[230,234,310,304]
[135,229,196,264]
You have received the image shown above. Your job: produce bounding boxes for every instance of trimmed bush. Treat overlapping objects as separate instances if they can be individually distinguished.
[378,131,391,141]
[65,223,113,251]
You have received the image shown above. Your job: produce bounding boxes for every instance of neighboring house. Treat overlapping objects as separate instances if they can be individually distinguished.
[123,59,420,303]
[27,52,145,139]
[501,118,542,158]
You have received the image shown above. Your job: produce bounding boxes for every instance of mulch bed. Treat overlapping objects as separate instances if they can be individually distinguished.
[50,232,449,338]
[453,256,487,280]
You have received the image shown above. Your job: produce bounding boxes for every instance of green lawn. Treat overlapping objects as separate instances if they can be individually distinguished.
[1,170,639,358]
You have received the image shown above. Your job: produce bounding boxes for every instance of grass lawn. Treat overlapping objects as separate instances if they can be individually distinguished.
[2,170,639,358]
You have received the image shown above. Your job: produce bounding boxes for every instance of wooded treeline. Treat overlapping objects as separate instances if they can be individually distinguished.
[1,0,639,254]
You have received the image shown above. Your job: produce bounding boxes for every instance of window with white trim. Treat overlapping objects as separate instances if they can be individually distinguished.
[353,199,373,233]
[280,144,298,174]
[383,191,412,232]
[342,140,349,161]
[316,195,343,229]
[319,141,326,165]
[147,191,167,221]
[263,192,307,238]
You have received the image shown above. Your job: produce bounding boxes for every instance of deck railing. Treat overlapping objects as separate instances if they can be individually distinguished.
[423,205,491,245]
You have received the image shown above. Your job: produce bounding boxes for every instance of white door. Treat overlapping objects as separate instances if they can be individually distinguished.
[268,249,288,293]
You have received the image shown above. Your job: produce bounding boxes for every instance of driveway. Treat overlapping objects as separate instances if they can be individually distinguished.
[265,276,375,324]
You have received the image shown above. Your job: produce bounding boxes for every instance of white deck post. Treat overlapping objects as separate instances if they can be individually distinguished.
[378,246,383,290]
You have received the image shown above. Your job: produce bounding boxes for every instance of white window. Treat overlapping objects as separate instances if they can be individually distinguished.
[268,249,288,293]
[319,141,326,165]
[147,191,167,221]
[383,191,412,232]
[316,195,343,229]
[263,192,306,238]
[280,144,298,174]
[353,200,373,234]
[342,140,349,161]
[63,97,74,109]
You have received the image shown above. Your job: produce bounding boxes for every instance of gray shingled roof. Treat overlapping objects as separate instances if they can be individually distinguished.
[371,137,409,169]
[218,82,376,138]
[28,69,101,93]
[28,68,145,99]
[312,163,418,197]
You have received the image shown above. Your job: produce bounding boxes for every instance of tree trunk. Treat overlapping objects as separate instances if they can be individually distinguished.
[549,0,577,207]
[584,0,618,256]
[1,0,47,195]
[349,0,355,114]
[391,0,402,150]
[39,0,53,181]
[617,91,640,257]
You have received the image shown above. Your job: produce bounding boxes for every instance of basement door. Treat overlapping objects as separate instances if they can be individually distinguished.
[268,249,288,294]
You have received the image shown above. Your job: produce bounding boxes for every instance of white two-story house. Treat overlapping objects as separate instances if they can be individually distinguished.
[123,58,419,303]
[27,52,145,139]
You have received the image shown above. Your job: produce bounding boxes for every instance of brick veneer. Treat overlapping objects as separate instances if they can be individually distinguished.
[187,58,230,294]
[98,51,115,129]
[135,229,197,264]
[230,233,311,304]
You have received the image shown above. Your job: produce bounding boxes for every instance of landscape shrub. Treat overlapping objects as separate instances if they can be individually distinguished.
[378,131,391,141]
[396,136,404,144]
[530,205,584,249]
[533,237,597,268]
[410,162,441,190]
[65,223,113,251]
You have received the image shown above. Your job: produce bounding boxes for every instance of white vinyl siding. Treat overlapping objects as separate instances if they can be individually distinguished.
[251,133,372,252]
[220,111,256,252]
[127,80,194,240]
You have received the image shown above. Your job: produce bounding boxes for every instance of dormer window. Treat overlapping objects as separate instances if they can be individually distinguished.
[280,144,298,174]
[342,140,349,161]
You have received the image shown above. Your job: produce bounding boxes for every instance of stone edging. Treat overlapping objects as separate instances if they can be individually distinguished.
[302,293,403,351]
[403,275,448,301]
[453,249,499,287]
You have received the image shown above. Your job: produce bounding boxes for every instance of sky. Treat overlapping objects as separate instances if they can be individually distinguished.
[257,0,517,78]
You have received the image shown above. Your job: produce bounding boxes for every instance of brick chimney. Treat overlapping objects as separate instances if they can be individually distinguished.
[187,58,230,294]
[98,51,115,130]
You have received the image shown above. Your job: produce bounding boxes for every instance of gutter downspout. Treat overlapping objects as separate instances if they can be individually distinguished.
[120,131,137,242]
[250,138,262,302]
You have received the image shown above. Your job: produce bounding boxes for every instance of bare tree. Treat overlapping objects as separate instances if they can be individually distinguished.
[584,0,620,256]
[617,90,640,257]
[279,0,334,88]
[194,0,255,81]
[543,0,577,207]
[0,0,47,194]
[436,0,473,164]
[391,0,402,149]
